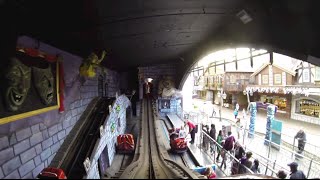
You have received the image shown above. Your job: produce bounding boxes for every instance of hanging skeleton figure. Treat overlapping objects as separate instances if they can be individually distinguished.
[79,50,107,78]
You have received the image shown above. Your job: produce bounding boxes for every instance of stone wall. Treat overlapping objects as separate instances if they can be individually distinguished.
[138,63,177,99]
[86,95,130,179]
[0,36,120,179]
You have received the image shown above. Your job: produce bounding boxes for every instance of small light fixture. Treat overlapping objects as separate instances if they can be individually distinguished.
[236,10,252,24]
[147,78,153,83]
[222,92,227,99]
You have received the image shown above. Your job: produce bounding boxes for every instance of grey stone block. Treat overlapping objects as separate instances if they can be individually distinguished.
[31,124,40,134]
[4,170,20,179]
[0,136,9,151]
[32,163,44,178]
[70,117,77,126]
[62,119,71,130]
[30,132,43,146]
[50,142,60,154]
[20,148,36,164]
[34,144,42,155]
[18,160,35,177]
[57,130,66,140]
[2,156,21,176]
[48,124,58,137]
[70,102,75,109]
[42,129,49,140]
[22,172,33,179]
[52,134,58,144]
[47,153,55,165]
[0,165,4,178]
[71,109,78,117]
[39,123,47,131]
[66,126,73,135]
[34,155,41,166]
[40,148,51,161]
[13,139,30,155]
[57,124,62,131]
[16,127,32,142]
[41,138,53,150]
[9,133,17,146]
[59,139,65,145]
[66,111,72,119]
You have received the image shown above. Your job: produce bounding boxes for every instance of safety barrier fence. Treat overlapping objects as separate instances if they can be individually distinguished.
[184,110,320,179]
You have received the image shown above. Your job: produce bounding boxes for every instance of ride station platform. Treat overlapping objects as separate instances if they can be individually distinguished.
[167,113,225,178]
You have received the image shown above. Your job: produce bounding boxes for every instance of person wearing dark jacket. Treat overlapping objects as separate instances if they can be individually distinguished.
[294,129,306,154]
[209,124,216,154]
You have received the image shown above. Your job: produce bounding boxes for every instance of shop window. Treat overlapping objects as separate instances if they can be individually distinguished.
[230,75,236,84]
[303,69,310,82]
[296,99,320,118]
[315,66,320,81]
[274,74,281,84]
[262,75,268,84]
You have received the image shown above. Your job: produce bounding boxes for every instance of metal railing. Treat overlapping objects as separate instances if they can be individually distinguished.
[216,117,320,179]
[199,130,254,176]
[184,109,320,179]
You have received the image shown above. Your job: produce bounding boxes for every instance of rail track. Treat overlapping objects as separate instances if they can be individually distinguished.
[119,97,200,179]
[59,97,114,179]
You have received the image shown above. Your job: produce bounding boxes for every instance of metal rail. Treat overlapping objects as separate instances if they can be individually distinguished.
[120,97,200,179]
[61,98,113,179]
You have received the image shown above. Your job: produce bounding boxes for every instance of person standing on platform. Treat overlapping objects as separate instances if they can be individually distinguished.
[235,118,243,140]
[216,130,223,162]
[294,129,307,154]
[209,124,216,155]
[184,120,196,144]
[234,103,240,119]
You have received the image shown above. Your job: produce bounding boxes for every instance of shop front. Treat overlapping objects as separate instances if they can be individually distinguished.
[258,93,291,117]
[291,95,320,125]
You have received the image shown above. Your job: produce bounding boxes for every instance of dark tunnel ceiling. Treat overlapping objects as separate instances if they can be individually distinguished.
[5,0,320,71]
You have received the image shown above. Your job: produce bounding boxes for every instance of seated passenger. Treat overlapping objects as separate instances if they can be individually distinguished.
[203,166,216,179]
[179,126,187,138]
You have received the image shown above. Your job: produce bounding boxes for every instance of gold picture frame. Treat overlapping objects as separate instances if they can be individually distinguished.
[0,49,60,125]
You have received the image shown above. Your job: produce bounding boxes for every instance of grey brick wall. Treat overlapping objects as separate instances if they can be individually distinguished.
[0,36,120,179]
[138,63,177,99]
[0,70,119,179]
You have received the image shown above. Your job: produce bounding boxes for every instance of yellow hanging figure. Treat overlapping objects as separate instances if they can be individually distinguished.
[79,50,107,78]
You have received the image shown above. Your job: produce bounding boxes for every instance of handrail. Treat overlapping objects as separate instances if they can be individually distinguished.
[201,130,254,175]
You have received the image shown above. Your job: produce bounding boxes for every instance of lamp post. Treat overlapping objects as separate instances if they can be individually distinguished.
[243,89,253,113]
[217,89,227,122]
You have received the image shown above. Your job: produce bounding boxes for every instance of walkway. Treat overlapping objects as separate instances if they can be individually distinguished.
[167,114,225,178]
[188,99,320,178]
[191,99,320,155]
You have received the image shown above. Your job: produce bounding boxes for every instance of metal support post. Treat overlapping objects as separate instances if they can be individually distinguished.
[292,138,296,158]
[267,140,271,159]
[307,159,313,178]
[271,160,277,177]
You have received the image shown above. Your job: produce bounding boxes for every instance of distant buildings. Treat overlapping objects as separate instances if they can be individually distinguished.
[191,49,320,125]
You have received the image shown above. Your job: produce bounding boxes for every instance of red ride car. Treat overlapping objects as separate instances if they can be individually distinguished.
[37,167,67,179]
[116,134,135,154]
[169,128,188,153]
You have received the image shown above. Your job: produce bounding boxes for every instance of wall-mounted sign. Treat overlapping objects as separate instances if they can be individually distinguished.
[111,122,116,133]
[99,125,104,138]
[83,157,91,173]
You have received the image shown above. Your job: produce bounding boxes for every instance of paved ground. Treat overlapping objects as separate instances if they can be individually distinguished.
[184,99,320,178]
[190,99,320,155]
